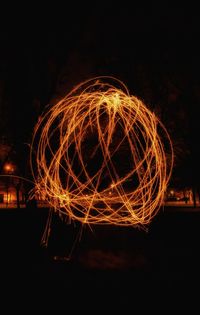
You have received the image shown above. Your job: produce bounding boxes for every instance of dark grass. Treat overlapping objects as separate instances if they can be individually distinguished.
[0,206,199,310]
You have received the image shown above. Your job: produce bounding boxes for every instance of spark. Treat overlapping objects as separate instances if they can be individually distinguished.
[30,76,173,227]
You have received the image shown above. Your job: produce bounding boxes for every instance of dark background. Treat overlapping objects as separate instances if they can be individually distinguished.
[1,4,200,186]
[1,4,200,311]
[1,4,200,141]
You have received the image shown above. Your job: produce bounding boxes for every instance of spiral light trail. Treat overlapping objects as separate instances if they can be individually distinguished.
[30,76,173,227]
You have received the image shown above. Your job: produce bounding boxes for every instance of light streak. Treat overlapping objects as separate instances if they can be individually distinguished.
[30,76,173,227]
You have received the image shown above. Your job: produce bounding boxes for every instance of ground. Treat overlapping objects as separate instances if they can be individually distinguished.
[0,206,199,311]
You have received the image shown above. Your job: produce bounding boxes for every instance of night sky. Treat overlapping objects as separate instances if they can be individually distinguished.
[1,4,200,182]
[0,4,200,128]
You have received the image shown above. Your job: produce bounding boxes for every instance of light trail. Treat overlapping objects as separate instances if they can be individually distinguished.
[30,76,173,227]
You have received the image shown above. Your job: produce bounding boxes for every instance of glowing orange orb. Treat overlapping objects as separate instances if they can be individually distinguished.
[31,76,173,226]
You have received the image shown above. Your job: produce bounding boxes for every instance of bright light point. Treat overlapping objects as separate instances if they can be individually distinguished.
[59,192,70,206]
[4,163,14,173]
[31,76,173,227]
[108,93,121,111]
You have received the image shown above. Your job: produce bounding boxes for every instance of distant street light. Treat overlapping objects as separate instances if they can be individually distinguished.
[3,162,15,174]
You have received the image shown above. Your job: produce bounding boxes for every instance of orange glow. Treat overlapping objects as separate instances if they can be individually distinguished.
[4,163,14,173]
[30,76,173,227]
[4,193,14,203]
